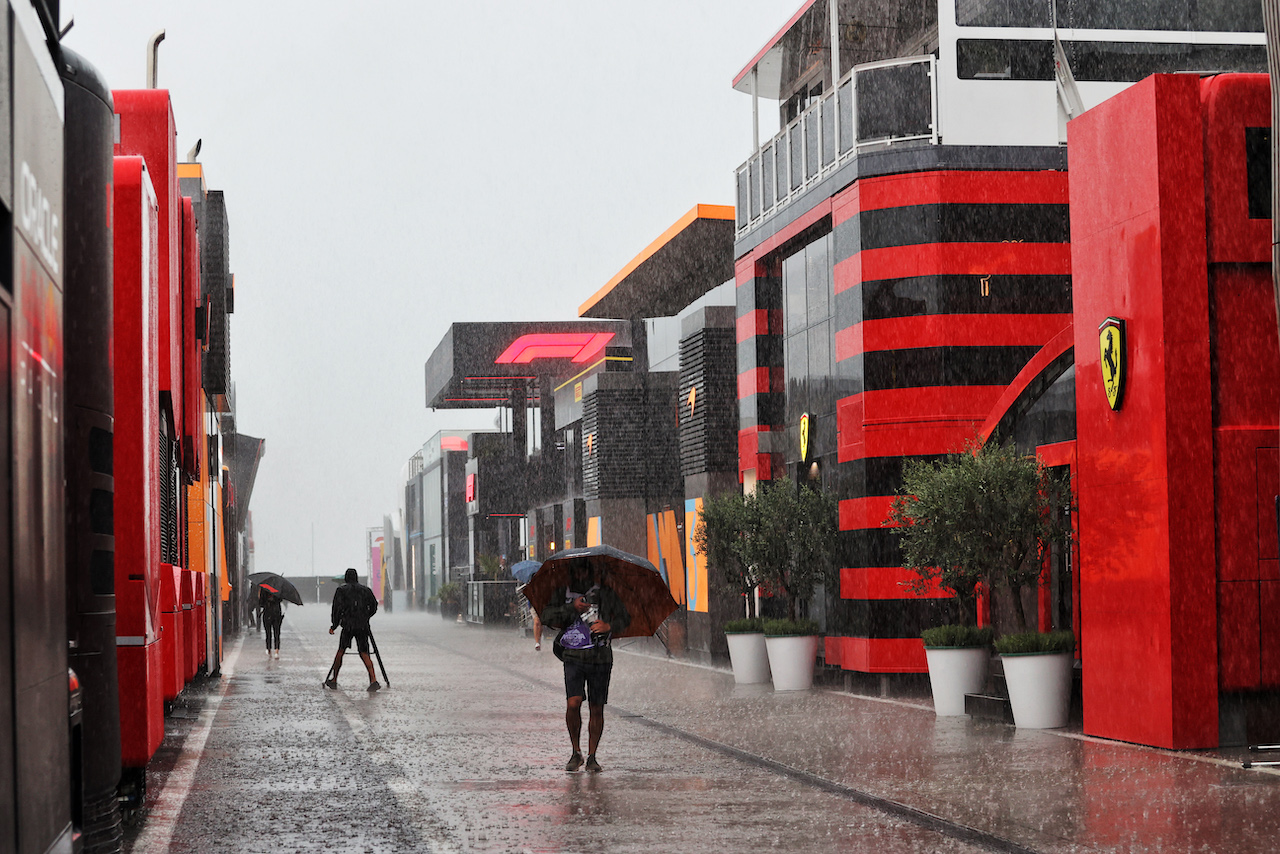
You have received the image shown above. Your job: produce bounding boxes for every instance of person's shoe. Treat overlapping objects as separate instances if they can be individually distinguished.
[565,752,584,772]
[534,642,541,651]
[585,755,602,773]
[367,681,381,692]
[323,678,338,690]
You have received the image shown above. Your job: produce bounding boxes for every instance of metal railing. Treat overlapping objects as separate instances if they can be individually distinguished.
[735,54,939,236]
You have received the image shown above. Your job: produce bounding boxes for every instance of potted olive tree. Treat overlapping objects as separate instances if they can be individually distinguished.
[696,490,770,684]
[740,478,837,692]
[887,439,1073,720]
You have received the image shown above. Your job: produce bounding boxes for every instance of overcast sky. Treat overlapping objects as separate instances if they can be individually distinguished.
[62,1,789,577]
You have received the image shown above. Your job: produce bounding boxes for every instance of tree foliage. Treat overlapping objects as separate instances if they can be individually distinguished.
[743,478,839,621]
[695,489,757,612]
[885,439,1073,631]
[696,478,839,621]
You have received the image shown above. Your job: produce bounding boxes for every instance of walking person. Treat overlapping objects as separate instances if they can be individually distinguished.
[260,587,284,658]
[541,565,629,772]
[324,568,381,691]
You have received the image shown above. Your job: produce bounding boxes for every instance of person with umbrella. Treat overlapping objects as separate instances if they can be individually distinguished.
[539,562,630,773]
[325,568,381,692]
[511,559,543,651]
[259,586,284,659]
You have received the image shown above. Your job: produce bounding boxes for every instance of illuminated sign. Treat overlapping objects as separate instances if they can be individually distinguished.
[574,382,582,402]
[687,385,697,417]
[465,473,476,503]
[441,436,468,452]
[1099,317,1126,411]
[799,413,810,461]
[495,332,615,364]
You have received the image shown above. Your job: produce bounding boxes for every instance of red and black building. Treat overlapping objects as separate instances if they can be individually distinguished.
[728,0,1275,748]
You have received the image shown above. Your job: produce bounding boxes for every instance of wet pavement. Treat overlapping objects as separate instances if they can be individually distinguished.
[126,607,1280,853]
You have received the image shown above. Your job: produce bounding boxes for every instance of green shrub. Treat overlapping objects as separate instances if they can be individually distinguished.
[921,624,993,649]
[762,618,821,637]
[724,617,764,634]
[994,630,1075,655]
[436,582,463,610]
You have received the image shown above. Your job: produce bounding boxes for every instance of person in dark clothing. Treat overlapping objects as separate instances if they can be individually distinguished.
[325,568,381,691]
[540,565,630,772]
[259,587,284,658]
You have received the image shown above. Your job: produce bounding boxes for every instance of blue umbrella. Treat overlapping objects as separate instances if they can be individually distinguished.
[510,559,541,586]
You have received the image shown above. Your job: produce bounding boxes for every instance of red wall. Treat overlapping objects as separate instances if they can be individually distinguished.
[114,90,183,447]
[1070,74,1220,748]
[1200,75,1280,693]
[112,156,164,766]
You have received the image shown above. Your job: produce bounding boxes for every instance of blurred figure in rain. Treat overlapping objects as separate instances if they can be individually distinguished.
[541,565,629,772]
[531,608,543,651]
[325,568,381,691]
[259,586,284,659]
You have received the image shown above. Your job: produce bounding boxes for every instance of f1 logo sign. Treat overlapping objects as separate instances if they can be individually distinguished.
[495,332,615,364]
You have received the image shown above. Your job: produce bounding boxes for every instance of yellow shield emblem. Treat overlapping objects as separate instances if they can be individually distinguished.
[1098,317,1126,411]
[799,413,810,461]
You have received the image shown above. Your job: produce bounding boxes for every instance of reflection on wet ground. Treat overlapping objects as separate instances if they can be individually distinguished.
[127,608,1280,853]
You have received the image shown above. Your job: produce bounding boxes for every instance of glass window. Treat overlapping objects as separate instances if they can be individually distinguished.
[808,321,832,395]
[790,124,804,190]
[784,249,807,336]
[956,0,1262,31]
[762,144,776,211]
[956,39,1266,81]
[785,333,809,420]
[806,235,831,325]
[856,63,934,143]
[838,80,854,154]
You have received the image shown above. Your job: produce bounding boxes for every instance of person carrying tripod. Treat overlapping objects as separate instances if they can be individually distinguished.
[325,568,381,691]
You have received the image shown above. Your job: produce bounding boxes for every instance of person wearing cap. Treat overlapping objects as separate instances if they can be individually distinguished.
[325,568,381,691]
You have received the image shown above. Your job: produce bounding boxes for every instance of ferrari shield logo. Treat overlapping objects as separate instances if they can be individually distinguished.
[1098,317,1126,411]
[799,413,810,461]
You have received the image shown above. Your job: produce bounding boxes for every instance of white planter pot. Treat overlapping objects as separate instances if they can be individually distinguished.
[924,647,990,716]
[726,632,771,684]
[1002,651,1073,729]
[764,634,819,691]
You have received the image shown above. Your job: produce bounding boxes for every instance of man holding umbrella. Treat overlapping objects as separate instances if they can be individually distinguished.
[540,562,630,773]
[325,568,381,691]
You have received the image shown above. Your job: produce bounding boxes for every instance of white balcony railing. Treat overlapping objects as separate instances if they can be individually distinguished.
[735,54,939,237]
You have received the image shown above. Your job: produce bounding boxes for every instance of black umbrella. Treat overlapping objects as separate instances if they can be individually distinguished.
[522,544,676,638]
[248,572,304,606]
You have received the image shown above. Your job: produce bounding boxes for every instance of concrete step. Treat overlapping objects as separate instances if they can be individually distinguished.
[965,692,1013,724]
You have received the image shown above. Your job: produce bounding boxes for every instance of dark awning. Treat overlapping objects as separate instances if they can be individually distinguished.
[578,205,735,320]
[424,321,632,409]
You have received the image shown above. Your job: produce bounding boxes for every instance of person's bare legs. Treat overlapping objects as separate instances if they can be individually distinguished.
[326,649,344,687]
[566,695,584,753]
[587,703,604,757]
[359,652,377,683]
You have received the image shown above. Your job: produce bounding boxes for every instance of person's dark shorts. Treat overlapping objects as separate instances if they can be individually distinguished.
[338,627,371,655]
[563,658,612,705]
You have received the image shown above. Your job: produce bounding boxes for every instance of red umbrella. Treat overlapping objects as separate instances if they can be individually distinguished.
[522,544,677,638]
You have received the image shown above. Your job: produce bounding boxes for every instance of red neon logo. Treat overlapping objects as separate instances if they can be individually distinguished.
[495,332,614,364]
[465,474,476,503]
[441,436,468,452]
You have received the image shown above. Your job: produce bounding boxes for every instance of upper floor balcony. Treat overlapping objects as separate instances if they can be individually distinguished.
[735,54,938,238]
